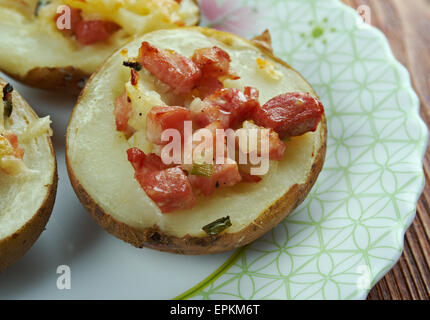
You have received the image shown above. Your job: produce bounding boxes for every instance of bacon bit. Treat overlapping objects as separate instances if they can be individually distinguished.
[192,47,237,80]
[127,148,195,213]
[254,92,324,139]
[244,86,259,101]
[146,106,191,145]
[240,171,262,183]
[191,87,260,129]
[3,133,24,159]
[268,130,287,161]
[138,42,202,94]
[190,98,230,129]
[194,77,224,100]
[55,8,120,45]
[74,20,120,45]
[127,148,168,173]
[189,159,242,196]
[114,91,134,136]
[192,47,240,98]
[130,69,139,86]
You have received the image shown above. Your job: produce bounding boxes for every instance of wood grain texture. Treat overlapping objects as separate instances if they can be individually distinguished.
[342,0,430,300]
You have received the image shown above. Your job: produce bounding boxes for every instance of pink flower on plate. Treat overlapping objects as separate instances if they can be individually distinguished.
[200,0,261,36]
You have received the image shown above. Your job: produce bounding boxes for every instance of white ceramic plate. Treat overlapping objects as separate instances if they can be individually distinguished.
[0,0,427,300]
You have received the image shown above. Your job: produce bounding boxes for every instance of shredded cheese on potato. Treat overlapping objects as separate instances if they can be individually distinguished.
[124,74,168,154]
[63,0,198,35]
[0,134,28,176]
[0,84,52,176]
[125,78,165,132]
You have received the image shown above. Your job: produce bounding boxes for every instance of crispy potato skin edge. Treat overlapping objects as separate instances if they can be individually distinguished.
[66,27,328,255]
[0,78,58,272]
[4,67,89,96]
[0,0,201,95]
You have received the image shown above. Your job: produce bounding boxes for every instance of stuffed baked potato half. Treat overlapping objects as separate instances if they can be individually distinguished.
[0,0,200,94]
[0,78,57,272]
[66,27,327,255]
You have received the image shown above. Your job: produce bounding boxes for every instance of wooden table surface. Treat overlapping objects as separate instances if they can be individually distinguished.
[341,0,430,300]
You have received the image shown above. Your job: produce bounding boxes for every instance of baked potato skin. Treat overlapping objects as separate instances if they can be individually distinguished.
[4,67,89,96]
[66,27,327,255]
[0,0,200,95]
[0,78,58,272]
[0,167,58,272]
[67,120,325,254]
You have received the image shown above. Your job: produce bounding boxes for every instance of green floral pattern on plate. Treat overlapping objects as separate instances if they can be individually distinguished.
[189,0,428,300]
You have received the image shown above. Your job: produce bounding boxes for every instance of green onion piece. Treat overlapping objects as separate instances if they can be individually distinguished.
[2,83,13,97]
[123,61,143,71]
[203,216,232,236]
[191,163,214,177]
[35,0,51,17]
[3,83,13,117]
[4,101,12,118]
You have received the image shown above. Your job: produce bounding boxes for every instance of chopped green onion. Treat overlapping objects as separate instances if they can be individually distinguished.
[2,83,13,97]
[191,163,214,177]
[3,83,13,117]
[203,216,232,236]
[4,101,12,118]
[35,0,51,17]
[123,61,143,71]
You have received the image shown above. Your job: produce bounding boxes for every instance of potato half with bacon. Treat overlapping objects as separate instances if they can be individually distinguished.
[66,27,327,254]
[0,0,199,93]
[0,78,57,272]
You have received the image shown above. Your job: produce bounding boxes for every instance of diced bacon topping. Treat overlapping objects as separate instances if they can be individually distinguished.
[116,43,327,213]
[127,148,168,173]
[240,171,263,183]
[254,92,324,139]
[146,106,191,145]
[193,76,224,100]
[192,46,240,98]
[268,130,287,161]
[192,47,238,81]
[127,148,195,213]
[208,87,260,129]
[114,90,134,137]
[189,98,231,129]
[139,42,202,94]
[189,159,242,196]
[69,8,82,32]
[130,69,139,86]
[58,8,120,45]
[3,133,24,159]
[190,87,260,129]
[74,20,120,45]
